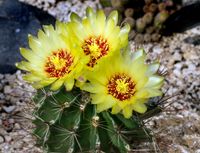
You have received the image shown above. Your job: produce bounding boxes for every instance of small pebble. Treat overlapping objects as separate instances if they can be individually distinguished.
[5,136,12,142]
[3,86,12,94]
[0,136,4,144]
[0,74,4,79]
[3,106,16,113]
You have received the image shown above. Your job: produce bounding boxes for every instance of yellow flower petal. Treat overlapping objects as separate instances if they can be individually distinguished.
[122,106,132,118]
[97,96,116,112]
[107,10,118,25]
[81,83,105,93]
[40,78,57,86]
[32,82,44,89]
[23,74,42,82]
[81,48,164,118]
[96,10,106,35]
[91,94,105,104]
[144,76,164,88]
[70,12,81,23]
[82,18,93,35]
[86,7,95,19]
[132,102,147,114]
[146,63,160,76]
[28,35,41,52]
[146,89,163,97]
[17,24,88,90]
[111,104,122,114]
[118,23,130,47]
[42,25,54,37]
[69,8,129,71]
[20,48,43,64]
[64,79,74,91]
[16,61,36,71]
[131,48,144,61]
[104,19,116,37]
[50,79,64,91]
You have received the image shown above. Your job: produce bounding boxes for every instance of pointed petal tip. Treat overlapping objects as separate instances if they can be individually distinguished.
[28,34,32,38]
[108,10,118,25]
[15,62,19,67]
[132,103,147,114]
[132,48,145,60]
[64,80,74,91]
[86,7,95,17]
[70,12,81,23]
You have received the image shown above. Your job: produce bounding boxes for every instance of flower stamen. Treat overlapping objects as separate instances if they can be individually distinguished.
[107,73,136,101]
[45,49,74,78]
[82,36,109,67]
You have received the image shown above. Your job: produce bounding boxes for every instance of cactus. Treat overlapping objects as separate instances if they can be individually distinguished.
[143,12,153,25]
[136,18,146,33]
[144,0,153,5]
[144,33,151,42]
[149,3,158,13]
[32,86,163,153]
[123,17,135,28]
[154,11,169,28]
[17,7,166,153]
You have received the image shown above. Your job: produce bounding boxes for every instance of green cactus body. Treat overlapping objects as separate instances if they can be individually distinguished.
[33,87,162,153]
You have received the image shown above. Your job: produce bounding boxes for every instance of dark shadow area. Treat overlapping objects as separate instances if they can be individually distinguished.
[162,2,200,35]
[0,0,55,74]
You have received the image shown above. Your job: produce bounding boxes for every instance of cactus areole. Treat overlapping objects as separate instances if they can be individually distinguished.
[17,7,164,153]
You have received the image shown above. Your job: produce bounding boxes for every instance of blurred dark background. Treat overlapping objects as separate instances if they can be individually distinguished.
[0,0,55,74]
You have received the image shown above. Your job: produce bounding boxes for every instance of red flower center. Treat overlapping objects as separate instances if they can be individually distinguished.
[82,36,109,68]
[107,73,136,101]
[45,49,74,78]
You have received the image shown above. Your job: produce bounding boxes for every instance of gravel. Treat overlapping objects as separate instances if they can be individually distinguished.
[0,71,41,153]
[19,0,102,21]
[132,26,200,152]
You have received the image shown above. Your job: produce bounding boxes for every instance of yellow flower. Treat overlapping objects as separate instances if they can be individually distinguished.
[80,49,164,118]
[68,7,130,70]
[16,24,87,91]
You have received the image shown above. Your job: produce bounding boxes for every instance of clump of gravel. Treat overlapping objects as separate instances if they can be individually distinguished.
[151,110,200,152]
[140,26,200,112]
[134,26,200,152]
[0,71,42,153]
[19,0,101,21]
[182,0,199,6]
